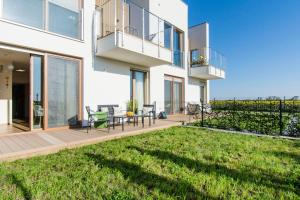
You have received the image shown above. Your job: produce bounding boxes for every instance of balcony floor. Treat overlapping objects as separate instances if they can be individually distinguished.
[190,65,225,80]
[96,32,172,67]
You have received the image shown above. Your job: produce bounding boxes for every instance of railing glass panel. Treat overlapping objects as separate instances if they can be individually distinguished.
[191,47,226,70]
[174,50,184,68]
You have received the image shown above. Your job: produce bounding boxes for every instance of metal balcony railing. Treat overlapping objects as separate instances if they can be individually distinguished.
[190,47,226,70]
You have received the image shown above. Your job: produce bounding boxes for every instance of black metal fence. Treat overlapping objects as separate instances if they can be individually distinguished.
[192,99,300,137]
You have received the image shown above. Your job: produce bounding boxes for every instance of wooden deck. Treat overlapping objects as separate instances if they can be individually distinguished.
[0,125,23,135]
[0,115,191,162]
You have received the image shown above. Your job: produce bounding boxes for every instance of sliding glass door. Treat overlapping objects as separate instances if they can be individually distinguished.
[164,80,172,114]
[164,76,184,115]
[173,81,183,113]
[47,56,80,128]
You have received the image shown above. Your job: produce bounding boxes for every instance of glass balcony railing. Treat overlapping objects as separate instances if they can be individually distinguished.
[190,47,226,70]
[173,50,184,68]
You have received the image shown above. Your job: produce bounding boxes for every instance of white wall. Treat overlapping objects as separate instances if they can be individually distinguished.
[85,57,131,112]
[0,64,12,125]
[149,0,188,32]
[189,23,209,50]
[188,23,210,103]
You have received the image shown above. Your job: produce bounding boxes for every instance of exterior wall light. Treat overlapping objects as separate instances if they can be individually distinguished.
[7,63,14,71]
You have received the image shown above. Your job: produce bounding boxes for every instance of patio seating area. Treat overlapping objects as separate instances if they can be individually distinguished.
[86,104,157,133]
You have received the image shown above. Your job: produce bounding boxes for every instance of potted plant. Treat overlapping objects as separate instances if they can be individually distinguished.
[126,99,138,116]
[199,55,207,65]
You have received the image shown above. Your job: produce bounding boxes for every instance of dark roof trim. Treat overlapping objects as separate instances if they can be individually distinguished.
[189,22,209,29]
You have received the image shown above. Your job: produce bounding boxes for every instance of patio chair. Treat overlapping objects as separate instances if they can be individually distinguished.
[140,104,156,127]
[86,106,110,133]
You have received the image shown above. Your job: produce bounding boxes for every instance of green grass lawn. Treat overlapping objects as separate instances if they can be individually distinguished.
[0,127,300,199]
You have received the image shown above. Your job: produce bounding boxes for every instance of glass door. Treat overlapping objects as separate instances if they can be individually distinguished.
[173,81,183,113]
[164,79,172,114]
[130,70,147,111]
[31,55,44,129]
[164,76,184,115]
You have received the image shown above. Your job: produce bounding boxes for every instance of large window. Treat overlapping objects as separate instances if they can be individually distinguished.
[173,28,184,67]
[48,0,81,39]
[0,0,82,39]
[2,0,44,29]
[47,56,79,128]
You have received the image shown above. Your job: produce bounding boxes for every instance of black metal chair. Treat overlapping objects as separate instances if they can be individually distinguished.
[140,104,156,127]
[86,106,110,133]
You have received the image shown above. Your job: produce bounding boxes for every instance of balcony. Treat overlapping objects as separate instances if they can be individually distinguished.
[189,47,226,80]
[95,0,174,67]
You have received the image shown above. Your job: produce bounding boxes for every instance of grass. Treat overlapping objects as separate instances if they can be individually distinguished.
[0,127,300,199]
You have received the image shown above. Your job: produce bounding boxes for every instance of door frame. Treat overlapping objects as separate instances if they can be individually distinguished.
[164,75,185,115]
[43,53,83,130]
[29,54,45,131]
[0,44,83,132]
[130,69,149,106]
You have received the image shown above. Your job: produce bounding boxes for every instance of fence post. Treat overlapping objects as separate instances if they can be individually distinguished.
[279,100,283,135]
[201,100,204,127]
[233,98,236,127]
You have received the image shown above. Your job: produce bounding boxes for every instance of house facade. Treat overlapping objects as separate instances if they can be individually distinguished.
[0,0,225,132]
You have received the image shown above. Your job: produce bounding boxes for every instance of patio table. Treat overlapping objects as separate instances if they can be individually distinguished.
[112,115,126,131]
[126,115,139,127]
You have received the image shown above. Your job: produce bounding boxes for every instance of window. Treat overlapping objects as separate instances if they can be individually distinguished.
[173,28,184,67]
[130,70,147,111]
[48,0,82,39]
[164,22,172,49]
[1,0,83,40]
[47,56,80,127]
[2,0,44,29]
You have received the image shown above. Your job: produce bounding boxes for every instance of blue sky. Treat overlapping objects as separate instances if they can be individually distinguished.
[184,0,300,99]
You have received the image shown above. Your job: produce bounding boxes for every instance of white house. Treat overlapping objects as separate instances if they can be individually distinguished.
[0,0,225,132]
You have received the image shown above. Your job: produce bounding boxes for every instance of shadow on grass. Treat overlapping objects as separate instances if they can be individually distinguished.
[7,174,32,200]
[293,142,300,148]
[266,150,300,164]
[128,146,299,195]
[86,153,216,199]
